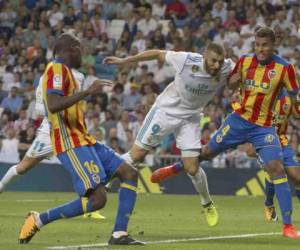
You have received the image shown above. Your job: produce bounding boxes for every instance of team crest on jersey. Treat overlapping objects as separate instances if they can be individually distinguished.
[268,69,276,79]
[264,134,275,143]
[282,103,290,112]
[147,135,153,144]
[92,174,100,184]
[216,134,223,143]
[191,65,200,73]
[53,74,62,88]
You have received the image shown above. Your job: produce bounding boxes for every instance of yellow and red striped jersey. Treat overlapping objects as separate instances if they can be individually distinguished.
[231,53,299,127]
[42,59,96,155]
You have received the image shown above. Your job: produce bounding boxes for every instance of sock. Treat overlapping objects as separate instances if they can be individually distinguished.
[170,161,184,174]
[121,152,134,165]
[272,176,293,225]
[113,180,137,232]
[0,165,19,191]
[188,167,212,206]
[39,197,93,226]
[264,177,275,207]
[295,185,300,202]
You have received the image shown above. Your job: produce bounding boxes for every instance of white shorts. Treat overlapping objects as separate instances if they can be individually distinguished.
[26,131,53,159]
[135,106,201,156]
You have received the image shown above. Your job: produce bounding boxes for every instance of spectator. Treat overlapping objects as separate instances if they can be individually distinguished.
[0,128,19,163]
[137,7,158,36]
[47,1,64,28]
[1,87,23,114]
[122,83,142,111]
[166,0,188,20]
[0,81,8,103]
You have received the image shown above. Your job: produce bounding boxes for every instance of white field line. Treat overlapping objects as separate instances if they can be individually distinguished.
[16,199,55,202]
[47,231,281,250]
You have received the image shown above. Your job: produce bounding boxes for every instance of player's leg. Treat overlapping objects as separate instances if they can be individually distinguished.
[151,112,246,182]
[0,132,52,192]
[18,146,109,244]
[263,173,278,221]
[282,144,300,202]
[251,128,300,238]
[93,142,144,245]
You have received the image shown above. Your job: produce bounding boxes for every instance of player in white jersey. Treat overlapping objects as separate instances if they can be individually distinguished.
[104,43,235,227]
[0,69,105,219]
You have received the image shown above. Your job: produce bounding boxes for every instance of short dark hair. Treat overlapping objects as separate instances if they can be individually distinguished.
[205,42,225,55]
[53,33,80,57]
[255,27,275,43]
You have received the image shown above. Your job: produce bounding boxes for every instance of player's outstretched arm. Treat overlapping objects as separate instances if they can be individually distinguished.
[104,50,167,65]
[47,79,113,113]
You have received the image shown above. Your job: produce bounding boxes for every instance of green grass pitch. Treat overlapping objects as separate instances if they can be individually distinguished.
[0,192,299,250]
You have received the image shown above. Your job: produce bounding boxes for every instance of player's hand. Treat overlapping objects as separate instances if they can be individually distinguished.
[228,73,241,89]
[103,56,126,65]
[87,79,114,95]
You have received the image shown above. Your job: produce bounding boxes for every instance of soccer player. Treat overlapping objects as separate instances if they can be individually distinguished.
[0,69,104,219]
[18,33,143,245]
[104,43,235,227]
[243,89,300,222]
[151,27,300,238]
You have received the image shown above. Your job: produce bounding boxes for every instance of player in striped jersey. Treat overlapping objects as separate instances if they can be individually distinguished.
[18,33,143,245]
[244,89,300,222]
[0,69,105,219]
[151,27,300,238]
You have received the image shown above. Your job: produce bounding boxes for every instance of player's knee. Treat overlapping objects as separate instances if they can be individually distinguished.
[265,160,285,177]
[291,173,300,185]
[201,146,214,160]
[123,164,139,181]
[91,194,107,210]
[185,165,198,176]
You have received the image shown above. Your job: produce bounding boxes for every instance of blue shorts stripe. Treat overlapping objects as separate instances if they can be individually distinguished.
[137,107,157,142]
[67,150,91,190]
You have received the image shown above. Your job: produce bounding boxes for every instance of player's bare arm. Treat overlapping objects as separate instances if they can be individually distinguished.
[104,50,167,65]
[47,79,113,113]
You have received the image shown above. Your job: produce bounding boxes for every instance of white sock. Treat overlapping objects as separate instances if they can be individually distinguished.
[35,213,44,229]
[121,152,134,165]
[0,165,19,192]
[188,167,212,206]
[112,231,128,238]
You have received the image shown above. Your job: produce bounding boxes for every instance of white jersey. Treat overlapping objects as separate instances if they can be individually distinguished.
[35,68,85,135]
[155,51,233,118]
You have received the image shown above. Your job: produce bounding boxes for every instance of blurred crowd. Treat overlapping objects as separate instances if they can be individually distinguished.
[1,0,300,167]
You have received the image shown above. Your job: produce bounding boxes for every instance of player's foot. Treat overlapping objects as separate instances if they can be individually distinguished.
[0,182,3,193]
[108,235,145,245]
[83,211,106,219]
[19,211,40,244]
[264,205,278,222]
[151,166,179,183]
[282,224,300,239]
[203,202,219,227]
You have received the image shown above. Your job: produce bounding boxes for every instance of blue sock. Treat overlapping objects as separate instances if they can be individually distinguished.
[273,177,293,225]
[113,180,137,232]
[39,197,93,226]
[265,178,275,207]
[295,186,300,202]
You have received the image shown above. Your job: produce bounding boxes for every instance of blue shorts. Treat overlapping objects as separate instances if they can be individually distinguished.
[58,142,124,196]
[208,112,283,165]
[258,144,299,168]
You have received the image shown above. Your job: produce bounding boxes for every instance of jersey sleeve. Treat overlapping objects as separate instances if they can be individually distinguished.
[283,63,300,95]
[229,56,245,77]
[165,51,189,73]
[46,63,68,96]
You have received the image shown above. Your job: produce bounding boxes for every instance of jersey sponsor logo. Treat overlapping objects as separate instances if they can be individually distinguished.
[264,134,275,143]
[53,74,62,88]
[184,83,214,95]
[244,79,270,91]
[268,69,276,79]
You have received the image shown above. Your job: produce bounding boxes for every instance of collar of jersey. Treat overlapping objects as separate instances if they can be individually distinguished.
[53,58,65,64]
